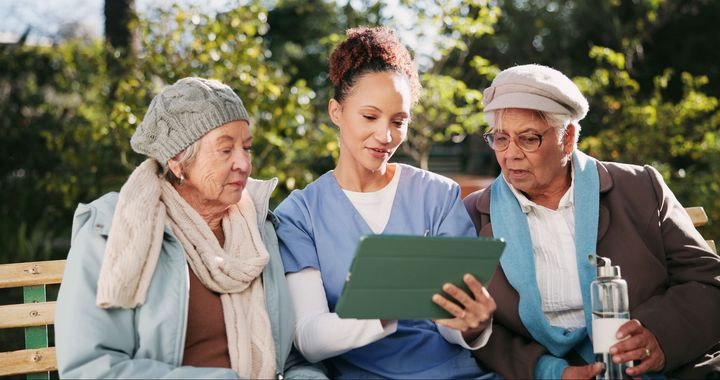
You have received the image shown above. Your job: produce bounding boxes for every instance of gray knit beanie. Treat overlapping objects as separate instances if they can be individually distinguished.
[131,77,250,167]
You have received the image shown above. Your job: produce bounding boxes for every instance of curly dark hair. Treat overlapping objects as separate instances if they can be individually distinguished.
[328,26,421,104]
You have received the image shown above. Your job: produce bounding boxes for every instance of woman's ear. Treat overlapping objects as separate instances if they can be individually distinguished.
[328,99,342,127]
[167,158,183,179]
[563,124,576,154]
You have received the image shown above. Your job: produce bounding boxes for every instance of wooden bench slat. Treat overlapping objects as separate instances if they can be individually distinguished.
[0,260,65,289]
[0,347,57,376]
[708,240,717,255]
[686,207,710,227]
[0,302,56,329]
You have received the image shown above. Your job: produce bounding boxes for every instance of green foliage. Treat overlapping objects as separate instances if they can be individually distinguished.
[426,0,720,237]
[0,39,117,263]
[0,1,333,263]
[405,74,486,169]
[465,0,720,99]
[391,0,501,169]
[579,47,720,238]
[130,4,336,196]
[265,0,379,164]
[1,0,718,263]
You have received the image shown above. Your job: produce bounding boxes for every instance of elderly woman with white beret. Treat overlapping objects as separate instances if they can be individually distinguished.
[55,77,326,379]
[463,64,720,379]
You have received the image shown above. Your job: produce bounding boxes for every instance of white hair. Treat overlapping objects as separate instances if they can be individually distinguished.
[163,139,201,184]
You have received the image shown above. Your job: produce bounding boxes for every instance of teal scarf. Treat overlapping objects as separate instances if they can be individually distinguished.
[490,150,598,362]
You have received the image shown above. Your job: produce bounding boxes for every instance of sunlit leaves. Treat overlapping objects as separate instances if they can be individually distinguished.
[579,46,720,238]
[404,73,486,169]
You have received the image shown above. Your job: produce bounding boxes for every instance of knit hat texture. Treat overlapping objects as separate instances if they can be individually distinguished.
[483,64,589,121]
[131,77,250,166]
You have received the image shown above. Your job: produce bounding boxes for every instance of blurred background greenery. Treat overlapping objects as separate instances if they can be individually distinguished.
[1,0,718,264]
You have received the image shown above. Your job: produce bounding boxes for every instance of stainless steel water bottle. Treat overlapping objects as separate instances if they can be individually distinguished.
[590,255,631,380]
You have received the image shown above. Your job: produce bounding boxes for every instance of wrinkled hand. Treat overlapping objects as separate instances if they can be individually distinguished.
[562,363,603,380]
[609,319,665,377]
[432,274,496,342]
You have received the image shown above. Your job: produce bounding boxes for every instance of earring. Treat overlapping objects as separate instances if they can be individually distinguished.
[179,174,185,185]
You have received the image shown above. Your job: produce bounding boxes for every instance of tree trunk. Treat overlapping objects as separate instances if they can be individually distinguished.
[420,151,430,171]
[105,0,137,53]
[104,0,137,98]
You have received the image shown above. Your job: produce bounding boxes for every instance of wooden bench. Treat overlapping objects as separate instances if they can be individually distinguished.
[0,260,65,379]
[0,208,713,379]
[685,206,717,254]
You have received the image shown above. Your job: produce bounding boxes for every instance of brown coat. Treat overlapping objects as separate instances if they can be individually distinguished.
[464,160,720,379]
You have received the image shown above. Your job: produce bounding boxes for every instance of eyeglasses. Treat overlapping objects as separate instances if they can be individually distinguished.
[483,128,556,153]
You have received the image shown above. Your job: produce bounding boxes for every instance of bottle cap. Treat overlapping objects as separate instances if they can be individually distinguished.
[589,254,622,278]
[597,264,621,279]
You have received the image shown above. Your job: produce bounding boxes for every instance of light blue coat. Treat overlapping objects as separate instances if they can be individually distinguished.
[55,179,326,379]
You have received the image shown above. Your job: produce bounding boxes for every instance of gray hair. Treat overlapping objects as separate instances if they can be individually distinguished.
[485,109,581,147]
[163,139,201,184]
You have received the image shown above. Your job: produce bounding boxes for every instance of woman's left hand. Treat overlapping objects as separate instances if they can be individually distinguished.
[609,319,666,376]
[432,274,496,342]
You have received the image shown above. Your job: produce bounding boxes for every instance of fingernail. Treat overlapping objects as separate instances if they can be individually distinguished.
[612,355,621,363]
[609,347,617,354]
[616,332,623,339]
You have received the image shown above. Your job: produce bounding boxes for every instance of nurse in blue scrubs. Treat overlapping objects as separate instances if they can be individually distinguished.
[275,26,500,379]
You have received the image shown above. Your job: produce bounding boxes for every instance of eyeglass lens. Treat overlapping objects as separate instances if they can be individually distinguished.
[484,132,543,152]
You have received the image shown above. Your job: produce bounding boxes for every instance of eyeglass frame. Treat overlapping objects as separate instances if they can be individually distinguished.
[482,127,559,153]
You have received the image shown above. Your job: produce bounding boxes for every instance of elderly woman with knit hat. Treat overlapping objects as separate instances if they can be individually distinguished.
[55,77,325,379]
[463,64,720,379]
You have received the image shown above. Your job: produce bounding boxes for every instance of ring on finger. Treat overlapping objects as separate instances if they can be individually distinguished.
[459,310,466,319]
[644,348,651,358]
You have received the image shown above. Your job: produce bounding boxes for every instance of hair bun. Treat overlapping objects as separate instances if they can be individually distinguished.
[328,27,419,103]
[329,27,393,86]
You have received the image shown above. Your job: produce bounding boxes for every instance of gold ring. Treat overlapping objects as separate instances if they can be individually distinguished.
[644,348,651,358]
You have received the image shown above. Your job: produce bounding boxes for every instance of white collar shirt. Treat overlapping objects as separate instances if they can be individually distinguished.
[507,172,586,328]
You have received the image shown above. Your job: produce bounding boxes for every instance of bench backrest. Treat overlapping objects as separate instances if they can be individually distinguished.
[0,260,65,379]
[685,207,717,254]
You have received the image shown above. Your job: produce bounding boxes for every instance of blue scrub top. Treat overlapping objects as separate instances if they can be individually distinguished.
[275,164,499,379]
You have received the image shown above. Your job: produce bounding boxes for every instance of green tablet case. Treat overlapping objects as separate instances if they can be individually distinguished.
[334,235,505,320]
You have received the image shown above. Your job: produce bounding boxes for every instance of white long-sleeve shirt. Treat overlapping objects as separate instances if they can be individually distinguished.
[287,269,492,362]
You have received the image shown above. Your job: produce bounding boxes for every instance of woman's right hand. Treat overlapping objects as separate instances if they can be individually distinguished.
[432,274,495,342]
[561,362,603,379]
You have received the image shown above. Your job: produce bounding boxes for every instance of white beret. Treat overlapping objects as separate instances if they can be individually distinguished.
[483,64,589,121]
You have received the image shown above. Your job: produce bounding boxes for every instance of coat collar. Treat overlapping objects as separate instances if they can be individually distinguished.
[597,160,613,193]
[473,159,614,241]
[596,161,612,241]
[245,177,279,228]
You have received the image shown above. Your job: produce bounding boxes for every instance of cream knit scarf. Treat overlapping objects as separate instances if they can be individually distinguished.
[96,159,276,378]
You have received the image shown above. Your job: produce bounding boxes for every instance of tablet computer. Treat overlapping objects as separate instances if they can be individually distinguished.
[334,234,505,320]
